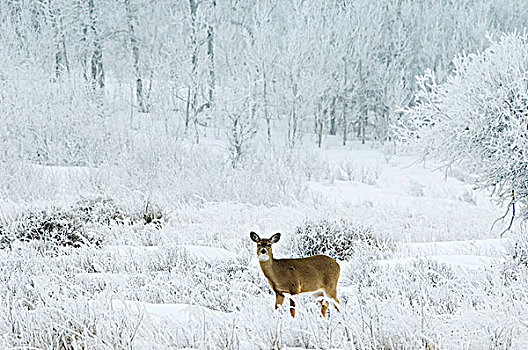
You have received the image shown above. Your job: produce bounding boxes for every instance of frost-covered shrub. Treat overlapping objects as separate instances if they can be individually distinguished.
[336,159,380,185]
[338,257,465,348]
[71,197,128,226]
[142,201,166,229]
[0,198,167,252]
[293,219,391,261]
[343,257,459,315]
[96,244,266,313]
[0,208,101,251]
[398,31,528,224]
[2,282,144,350]
[74,197,167,229]
[111,140,313,206]
[509,227,528,273]
[405,259,459,315]
[187,259,249,312]
[513,240,528,270]
[1,78,121,167]
[178,254,269,313]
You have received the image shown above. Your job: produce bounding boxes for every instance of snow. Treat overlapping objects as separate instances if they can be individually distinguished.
[3,2,527,346]
[181,244,238,262]
[112,299,229,323]
[405,238,512,256]
[104,244,237,262]
[3,142,527,348]
[379,255,505,270]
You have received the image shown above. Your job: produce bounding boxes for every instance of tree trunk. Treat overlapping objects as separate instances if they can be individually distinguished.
[288,80,299,148]
[88,0,104,89]
[81,20,89,81]
[185,86,191,133]
[329,96,337,136]
[262,66,271,143]
[124,0,147,112]
[360,104,366,144]
[358,60,366,144]
[207,1,215,110]
[342,97,347,146]
[358,93,366,144]
[59,16,70,75]
[316,100,323,148]
[316,117,323,148]
[49,2,69,79]
[188,0,199,134]
[379,109,389,144]
[342,60,348,146]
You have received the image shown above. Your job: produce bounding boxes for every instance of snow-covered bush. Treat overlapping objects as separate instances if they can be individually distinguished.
[335,159,380,185]
[293,219,391,261]
[105,139,314,206]
[0,207,102,251]
[1,78,119,167]
[510,227,528,270]
[398,31,528,224]
[338,257,469,348]
[1,261,146,349]
[0,198,166,252]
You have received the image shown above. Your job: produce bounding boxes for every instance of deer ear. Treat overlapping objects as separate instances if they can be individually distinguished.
[270,233,281,243]
[250,231,260,242]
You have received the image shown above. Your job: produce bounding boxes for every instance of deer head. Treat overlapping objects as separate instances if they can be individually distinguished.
[250,231,280,262]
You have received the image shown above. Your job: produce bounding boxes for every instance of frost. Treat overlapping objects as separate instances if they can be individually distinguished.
[1,0,528,348]
[399,31,528,226]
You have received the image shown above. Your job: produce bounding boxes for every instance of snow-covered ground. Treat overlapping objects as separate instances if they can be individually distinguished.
[1,139,527,349]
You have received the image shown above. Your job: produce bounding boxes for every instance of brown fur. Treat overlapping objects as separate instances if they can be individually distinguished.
[250,232,340,317]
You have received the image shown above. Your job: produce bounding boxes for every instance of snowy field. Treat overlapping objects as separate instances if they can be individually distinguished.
[1,135,527,349]
[1,1,528,348]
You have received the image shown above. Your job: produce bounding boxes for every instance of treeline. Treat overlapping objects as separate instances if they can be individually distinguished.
[1,0,526,158]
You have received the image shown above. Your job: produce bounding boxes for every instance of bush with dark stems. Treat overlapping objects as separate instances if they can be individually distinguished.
[293,219,391,261]
[0,198,166,252]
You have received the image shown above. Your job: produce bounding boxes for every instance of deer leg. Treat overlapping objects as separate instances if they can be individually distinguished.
[321,300,329,316]
[333,296,340,312]
[275,292,285,310]
[328,288,340,312]
[314,291,328,316]
[289,297,296,317]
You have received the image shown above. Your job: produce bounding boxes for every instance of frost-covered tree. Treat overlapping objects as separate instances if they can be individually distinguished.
[2,0,528,167]
[398,32,528,230]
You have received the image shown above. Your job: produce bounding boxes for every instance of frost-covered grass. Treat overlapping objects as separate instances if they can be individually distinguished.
[1,139,528,349]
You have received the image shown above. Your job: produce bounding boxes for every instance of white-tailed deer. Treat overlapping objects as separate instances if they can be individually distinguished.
[250,231,340,317]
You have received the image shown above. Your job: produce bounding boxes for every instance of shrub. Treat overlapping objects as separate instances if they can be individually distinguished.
[141,201,167,229]
[1,79,119,167]
[0,208,100,251]
[293,219,391,261]
[406,259,458,315]
[0,198,167,252]
[510,227,528,270]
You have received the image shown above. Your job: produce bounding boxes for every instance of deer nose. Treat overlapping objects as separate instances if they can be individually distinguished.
[260,248,267,254]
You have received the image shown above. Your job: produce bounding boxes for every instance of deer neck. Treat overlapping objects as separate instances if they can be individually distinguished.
[258,254,276,277]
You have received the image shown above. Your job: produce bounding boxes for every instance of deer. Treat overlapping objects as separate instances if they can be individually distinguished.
[250,231,340,317]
